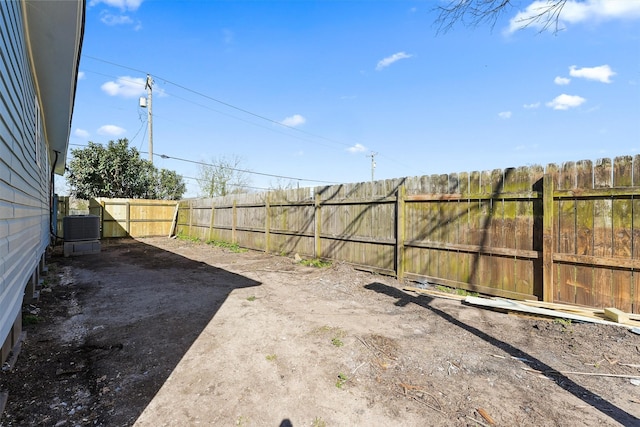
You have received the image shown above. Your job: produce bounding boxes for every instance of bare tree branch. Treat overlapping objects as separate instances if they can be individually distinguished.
[435,0,569,35]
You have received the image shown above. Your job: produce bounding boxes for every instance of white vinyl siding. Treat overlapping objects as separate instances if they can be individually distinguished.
[0,0,50,351]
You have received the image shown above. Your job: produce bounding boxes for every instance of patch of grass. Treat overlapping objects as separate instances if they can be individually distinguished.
[553,318,572,326]
[434,284,479,297]
[312,417,327,427]
[246,295,256,302]
[335,372,348,389]
[207,239,246,253]
[177,233,200,243]
[299,258,332,268]
[23,314,43,325]
[331,337,344,347]
[265,354,277,361]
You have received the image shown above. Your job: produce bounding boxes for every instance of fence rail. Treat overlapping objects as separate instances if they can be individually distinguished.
[175,156,640,313]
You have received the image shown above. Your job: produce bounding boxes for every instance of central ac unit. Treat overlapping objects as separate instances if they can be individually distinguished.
[63,215,100,242]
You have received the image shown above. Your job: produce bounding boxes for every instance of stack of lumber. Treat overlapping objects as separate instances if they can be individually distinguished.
[403,285,640,329]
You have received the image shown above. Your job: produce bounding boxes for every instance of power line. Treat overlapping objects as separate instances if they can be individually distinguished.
[80,55,426,179]
[151,152,339,184]
[67,143,338,185]
[82,55,359,150]
[82,68,354,151]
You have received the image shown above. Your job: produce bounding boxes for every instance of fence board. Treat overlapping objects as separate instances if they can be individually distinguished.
[574,160,595,306]
[593,158,613,307]
[612,156,633,311]
[557,162,577,304]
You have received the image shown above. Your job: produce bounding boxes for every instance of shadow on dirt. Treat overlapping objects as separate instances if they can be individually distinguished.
[364,282,639,427]
[1,238,261,426]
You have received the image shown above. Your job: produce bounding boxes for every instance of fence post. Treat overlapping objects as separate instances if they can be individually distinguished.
[125,201,131,235]
[542,173,554,302]
[314,192,321,258]
[188,200,193,238]
[265,193,271,253]
[208,199,215,242]
[232,199,237,243]
[395,184,406,280]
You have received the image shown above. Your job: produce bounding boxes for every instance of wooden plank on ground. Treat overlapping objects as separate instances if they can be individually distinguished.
[604,307,630,324]
[463,296,634,328]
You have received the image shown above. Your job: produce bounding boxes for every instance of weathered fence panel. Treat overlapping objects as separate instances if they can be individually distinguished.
[172,156,640,313]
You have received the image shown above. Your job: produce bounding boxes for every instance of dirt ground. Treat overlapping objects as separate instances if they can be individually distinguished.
[1,237,640,426]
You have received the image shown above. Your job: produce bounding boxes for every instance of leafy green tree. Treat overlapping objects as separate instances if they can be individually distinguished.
[154,169,187,200]
[66,139,185,200]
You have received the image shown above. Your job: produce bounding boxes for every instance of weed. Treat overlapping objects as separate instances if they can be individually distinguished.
[265,354,277,361]
[434,284,478,297]
[207,239,246,253]
[331,337,344,347]
[300,258,331,268]
[312,417,327,427]
[335,372,348,389]
[23,314,43,325]
[177,233,200,243]
[236,415,249,426]
[553,318,572,327]
[246,296,256,302]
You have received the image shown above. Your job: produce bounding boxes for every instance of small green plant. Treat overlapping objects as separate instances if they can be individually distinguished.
[300,258,332,268]
[246,295,256,302]
[553,318,572,326]
[265,354,277,361]
[434,284,478,297]
[331,337,344,347]
[236,415,249,426]
[23,314,43,325]
[177,233,200,242]
[336,372,348,389]
[312,417,327,427]
[207,239,246,253]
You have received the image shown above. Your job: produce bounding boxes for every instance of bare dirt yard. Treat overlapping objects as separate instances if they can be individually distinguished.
[1,237,640,426]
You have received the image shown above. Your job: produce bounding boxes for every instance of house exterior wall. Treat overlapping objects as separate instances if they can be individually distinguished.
[0,0,50,362]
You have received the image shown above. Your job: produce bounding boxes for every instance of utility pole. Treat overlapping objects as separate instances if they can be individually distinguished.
[145,74,154,163]
[368,152,378,183]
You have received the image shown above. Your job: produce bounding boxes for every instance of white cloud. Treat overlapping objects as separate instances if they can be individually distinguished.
[101,76,146,98]
[77,71,85,80]
[97,125,126,136]
[89,0,143,11]
[376,52,413,71]
[507,0,640,33]
[347,143,367,153]
[74,128,90,138]
[523,102,541,109]
[554,76,571,85]
[546,94,586,110]
[100,11,133,25]
[498,111,512,119]
[280,114,306,127]
[569,65,616,83]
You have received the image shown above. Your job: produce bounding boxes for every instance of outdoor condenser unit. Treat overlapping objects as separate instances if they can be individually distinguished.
[63,215,100,241]
[63,215,101,256]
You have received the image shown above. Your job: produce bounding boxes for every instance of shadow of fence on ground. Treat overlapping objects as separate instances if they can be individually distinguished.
[364,282,639,426]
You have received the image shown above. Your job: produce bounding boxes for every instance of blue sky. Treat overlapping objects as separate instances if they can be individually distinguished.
[66,0,640,197]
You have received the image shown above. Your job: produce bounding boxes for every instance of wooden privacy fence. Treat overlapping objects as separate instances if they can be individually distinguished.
[57,197,178,238]
[176,156,640,313]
